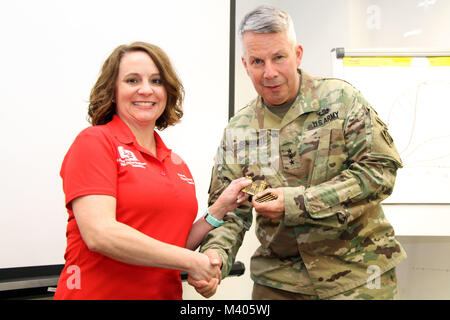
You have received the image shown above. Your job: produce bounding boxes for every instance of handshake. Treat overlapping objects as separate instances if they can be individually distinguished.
[187,249,223,298]
[184,176,285,298]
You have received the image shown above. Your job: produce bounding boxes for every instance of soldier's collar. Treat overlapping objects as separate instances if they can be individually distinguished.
[298,69,321,113]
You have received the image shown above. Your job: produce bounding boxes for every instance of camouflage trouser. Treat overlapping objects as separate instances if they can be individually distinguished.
[252,268,399,300]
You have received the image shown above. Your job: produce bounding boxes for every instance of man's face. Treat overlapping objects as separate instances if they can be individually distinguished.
[241,31,303,106]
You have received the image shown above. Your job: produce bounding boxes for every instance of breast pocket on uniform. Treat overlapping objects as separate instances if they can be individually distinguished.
[302,127,331,185]
[327,119,347,179]
[301,119,347,186]
[279,126,323,184]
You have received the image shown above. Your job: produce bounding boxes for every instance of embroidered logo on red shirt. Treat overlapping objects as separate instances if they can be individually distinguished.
[177,173,194,185]
[117,146,147,168]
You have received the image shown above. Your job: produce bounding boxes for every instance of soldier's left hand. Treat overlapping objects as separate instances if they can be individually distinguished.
[252,188,285,220]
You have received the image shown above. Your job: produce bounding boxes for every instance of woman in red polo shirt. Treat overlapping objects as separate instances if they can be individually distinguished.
[54,42,251,300]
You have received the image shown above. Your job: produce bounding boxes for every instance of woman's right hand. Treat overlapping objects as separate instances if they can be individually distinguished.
[187,250,222,298]
[188,251,221,283]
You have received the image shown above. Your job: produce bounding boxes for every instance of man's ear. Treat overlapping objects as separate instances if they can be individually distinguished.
[295,44,303,67]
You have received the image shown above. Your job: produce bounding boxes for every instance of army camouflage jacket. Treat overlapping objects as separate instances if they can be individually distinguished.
[200,69,407,299]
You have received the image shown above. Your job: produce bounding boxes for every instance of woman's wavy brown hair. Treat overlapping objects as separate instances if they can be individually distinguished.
[88,42,184,129]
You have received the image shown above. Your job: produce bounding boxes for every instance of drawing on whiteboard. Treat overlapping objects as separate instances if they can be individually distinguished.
[387,80,450,169]
[333,54,450,202]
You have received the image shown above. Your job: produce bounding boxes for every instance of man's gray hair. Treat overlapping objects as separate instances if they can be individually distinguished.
[238,5,297,45]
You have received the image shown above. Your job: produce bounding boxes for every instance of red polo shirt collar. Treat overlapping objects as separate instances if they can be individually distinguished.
[107,114,171,161]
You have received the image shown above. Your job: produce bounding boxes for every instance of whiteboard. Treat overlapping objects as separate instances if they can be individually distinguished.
[331,48,450,204]
[0,0,230,269]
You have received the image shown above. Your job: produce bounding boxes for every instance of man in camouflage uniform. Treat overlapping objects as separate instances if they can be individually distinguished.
[193,5,406,299]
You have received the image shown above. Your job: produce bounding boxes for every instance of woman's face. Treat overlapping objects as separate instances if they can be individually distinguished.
[115,51,167,129]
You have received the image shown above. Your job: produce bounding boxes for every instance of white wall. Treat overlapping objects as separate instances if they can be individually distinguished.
[184,0,450,300]
[0,0,230,269]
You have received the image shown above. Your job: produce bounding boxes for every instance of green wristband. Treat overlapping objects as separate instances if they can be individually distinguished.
[203,207,224,228]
